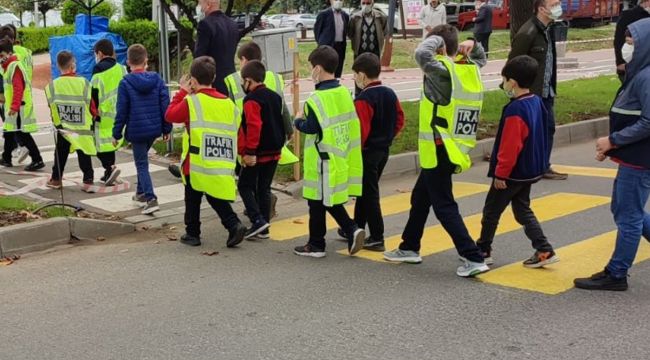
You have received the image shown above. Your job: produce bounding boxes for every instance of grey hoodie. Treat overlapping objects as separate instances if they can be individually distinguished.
[610,18,650,147]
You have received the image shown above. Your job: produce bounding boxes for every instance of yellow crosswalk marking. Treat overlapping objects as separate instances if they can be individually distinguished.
[341,192,610,261]
[478,231,650,295]
[552,165,617,179]
[269,182,489,241]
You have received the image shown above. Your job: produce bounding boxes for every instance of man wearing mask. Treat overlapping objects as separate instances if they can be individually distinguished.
[314,0,350,79]
[194,0,240,96]
[507,0,568,180]
[614,0,650,83]
[419,0,447,38]
[348,0,388,94]
[473,0,493,55]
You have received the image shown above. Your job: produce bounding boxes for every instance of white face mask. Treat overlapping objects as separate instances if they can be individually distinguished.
[622,43,634,63]
[362,4,373,14]
[332,1,342,10]
[548,5,563,20]
[646,6,650,14]
[501,79,516,98]
[311,66,321,84]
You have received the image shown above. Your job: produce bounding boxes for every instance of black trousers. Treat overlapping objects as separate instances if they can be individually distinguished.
[477,182,553,253]
[474,32,491,57]
[51,132,93,182]
[97,151,116,179]
[308,200,356,250]
[2,131,42,164]
[238,160,278,224]
[400,146,484,263]
[333,41,347,79]
[184,175,240,238]
[354,148,389,242]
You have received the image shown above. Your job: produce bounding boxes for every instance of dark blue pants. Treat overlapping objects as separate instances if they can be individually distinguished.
[542,96,556,170]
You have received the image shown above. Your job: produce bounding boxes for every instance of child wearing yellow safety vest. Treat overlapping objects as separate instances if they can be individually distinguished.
[91,39,126,186]
[45,51,96,191]
[165,56,247,249]
[382,25,490,277]
[0,38,43,171]
[293,45,366,258]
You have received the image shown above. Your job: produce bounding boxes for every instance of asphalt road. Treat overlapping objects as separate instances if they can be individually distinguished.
[2,141,650,359]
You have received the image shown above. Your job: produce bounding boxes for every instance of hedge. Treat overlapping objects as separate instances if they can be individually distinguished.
[18,26,75,53]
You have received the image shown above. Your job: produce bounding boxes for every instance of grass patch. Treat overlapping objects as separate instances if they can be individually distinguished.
[0,196,75,227]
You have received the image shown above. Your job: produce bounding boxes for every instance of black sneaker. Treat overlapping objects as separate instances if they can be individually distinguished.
[337,228,348,241]
[270,192,278,219]
[348,228,366,255]
[0,159,13,167]
[168,164,182,179]
[24,161,45,172]
[363,239,385,252]
[543,168,568,180]
[180,234,201,247]
[574,269,628,291]
[248,228,270,241]
[293,244,326,258]
[102,166,121,186]
[244,219,270,239]
[226,223,247,248]
[523,250,560,268]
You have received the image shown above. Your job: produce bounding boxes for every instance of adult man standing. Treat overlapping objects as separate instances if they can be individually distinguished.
[314,0,350,79]
[473,0,493,55]
[508,0,568,180]
[418,0,446,38]
[614,0,650,83]
[194,0,240,96]
[348,0,387,94]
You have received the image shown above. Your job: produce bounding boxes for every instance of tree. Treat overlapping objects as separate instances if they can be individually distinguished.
[123,0,152,20]
[38,0,64,27]
[509,0,534,40]
[61,0,115,24]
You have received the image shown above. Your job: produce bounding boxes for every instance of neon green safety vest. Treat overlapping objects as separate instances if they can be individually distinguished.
[418,55,484,173]
[45,76,97,155]
[90,63,127,152]
[183,93,240,201]
[14,45,33,82]
[2,60,36,133]
[302,85,362,207]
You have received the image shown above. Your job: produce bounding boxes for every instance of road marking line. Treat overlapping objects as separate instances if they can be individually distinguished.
[478,231,650,295]
[552,165,617,179]
[80,183,184,212]
[341,192,610,261]
[18,163,166,187]
[269,182,489,241]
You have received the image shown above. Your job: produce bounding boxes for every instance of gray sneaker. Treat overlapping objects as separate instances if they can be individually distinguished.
[142,199,160,215]
[17,147,29,164]
[383,249,422,264]
[456,260,490,277]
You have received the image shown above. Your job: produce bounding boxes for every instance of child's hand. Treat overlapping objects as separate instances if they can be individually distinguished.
[595,152,607,162]
[163,134,171,141]
[7,109,16,116]
[596,136,613,154]
[243,155,257,167]
[112,138,119,147]
[493,178,507,190]
[458,40,475,56]
[180,74,192,93]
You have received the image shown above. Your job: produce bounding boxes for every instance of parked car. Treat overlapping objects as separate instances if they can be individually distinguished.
[0,12,20,28]
[231,13,266,30]
[266,14,289,28]
[373,3,404,32]
[445,2,476,28]
[283,14,317,29]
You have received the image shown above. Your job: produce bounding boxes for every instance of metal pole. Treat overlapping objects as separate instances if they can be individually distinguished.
[158,2,173,153]
[33,0,39,28]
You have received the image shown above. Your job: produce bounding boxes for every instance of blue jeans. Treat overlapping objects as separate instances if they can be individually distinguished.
[132,140,156,201]
[606,165,650,279]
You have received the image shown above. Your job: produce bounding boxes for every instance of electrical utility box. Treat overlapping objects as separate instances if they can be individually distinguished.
[251,28,297,75]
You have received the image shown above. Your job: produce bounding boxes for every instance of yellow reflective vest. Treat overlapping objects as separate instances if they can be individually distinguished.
[2,60,36,133]
[14,45,33,82]
[91,63,127,152]
[418,55,483,173]
[302,85,362,207]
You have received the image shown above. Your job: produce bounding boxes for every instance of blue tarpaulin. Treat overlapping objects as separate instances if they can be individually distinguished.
[49,32,127,81]
[75,14,109,35]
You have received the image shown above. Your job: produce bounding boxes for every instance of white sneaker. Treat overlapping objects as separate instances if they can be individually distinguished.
[383,249,422,264]
[456,260,490,278]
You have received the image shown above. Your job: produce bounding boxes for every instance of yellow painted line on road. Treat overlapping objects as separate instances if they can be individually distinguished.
[478,231,650,295]
[270,182,489,241]
[342,192,610,261]
[552,165,617,179]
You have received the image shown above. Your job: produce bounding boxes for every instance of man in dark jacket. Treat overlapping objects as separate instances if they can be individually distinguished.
[614,0,650,82]
[314,0,350,79]
[194,0,240,96]
[508,0,567,180]
[473,0,493,55]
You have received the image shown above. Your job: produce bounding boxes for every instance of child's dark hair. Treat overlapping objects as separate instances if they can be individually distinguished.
[427,24,459,56]
[308,45,339,74]
[352,53,381,79]
[94,39,115,56]
[240,60,266,83]
[190,56,216,86]
[0,26,14,43]
[57,50,75,70]
[127,44,147,66]
[0,38,13,54]
[237,41,262,61]
[501,55,538,89]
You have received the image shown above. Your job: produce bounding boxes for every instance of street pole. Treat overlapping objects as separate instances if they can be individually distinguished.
[33,0,39,28]
[380,0,397,72]
[291,39,301,181]
[157,0,173,153]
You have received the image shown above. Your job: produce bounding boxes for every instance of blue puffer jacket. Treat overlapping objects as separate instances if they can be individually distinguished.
[113,71,172,143]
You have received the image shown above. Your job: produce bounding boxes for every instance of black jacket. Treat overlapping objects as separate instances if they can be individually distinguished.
[508,17,557,97]
[314,8,350,47]
[474,5,493,34]
[194,10,240,96]
[614,6,649,66]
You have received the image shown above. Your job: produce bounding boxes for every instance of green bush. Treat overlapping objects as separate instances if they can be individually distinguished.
[18,25,75,53]
[123,0,153,20]
[109,20,160,63]
[62,0,116,25]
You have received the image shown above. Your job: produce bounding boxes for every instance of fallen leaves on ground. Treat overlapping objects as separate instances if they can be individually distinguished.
[293,219,305,224]
[167,234,178,241]
[0,255,20,266]
[96,236,106,242]
[201,251,219,256]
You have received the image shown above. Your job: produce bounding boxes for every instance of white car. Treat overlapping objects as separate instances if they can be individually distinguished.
[266,14,289,28]
[283,14,317,29]
[0,12,21,28]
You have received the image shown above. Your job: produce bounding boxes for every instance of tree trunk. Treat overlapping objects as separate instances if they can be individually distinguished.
[510,0,535,40]
[240,0,277,37]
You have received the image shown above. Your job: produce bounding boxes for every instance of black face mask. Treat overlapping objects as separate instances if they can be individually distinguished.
[241,80,250,94]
